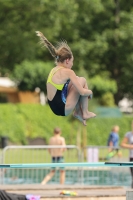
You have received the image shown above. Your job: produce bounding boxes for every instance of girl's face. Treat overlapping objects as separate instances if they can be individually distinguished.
[66,56,74,69]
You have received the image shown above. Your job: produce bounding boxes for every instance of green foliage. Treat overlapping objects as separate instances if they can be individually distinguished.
[0,104,132,146]
[90,75,117,96]
[0,0,133,101]
[99,92,115,106]
[74,69,117,106]
[0,0,79,73]
[86,116,132,146]
[0,104,26,144]
[11,60,53,93]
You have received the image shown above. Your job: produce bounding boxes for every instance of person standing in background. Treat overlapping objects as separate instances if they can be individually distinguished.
[121,121,133,188]
[106,125,122,160]
[41,127,66,185]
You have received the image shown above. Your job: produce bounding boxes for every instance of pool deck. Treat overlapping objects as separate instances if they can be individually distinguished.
[0,184,132,200]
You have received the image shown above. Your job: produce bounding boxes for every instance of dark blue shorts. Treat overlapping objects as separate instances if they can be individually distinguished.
[51,156,65,170]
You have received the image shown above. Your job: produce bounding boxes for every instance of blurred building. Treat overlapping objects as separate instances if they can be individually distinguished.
[0,77,41,104]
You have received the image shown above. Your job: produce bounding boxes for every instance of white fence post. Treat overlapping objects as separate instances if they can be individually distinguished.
[126,191,133,200]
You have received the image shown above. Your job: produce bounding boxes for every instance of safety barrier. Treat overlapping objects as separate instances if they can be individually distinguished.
[0,145,132,187]
[81,146,131,187]
[0,145,80,185]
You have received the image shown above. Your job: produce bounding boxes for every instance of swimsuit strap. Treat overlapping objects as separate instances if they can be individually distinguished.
[49,67,64,79]
[47,67,64,90]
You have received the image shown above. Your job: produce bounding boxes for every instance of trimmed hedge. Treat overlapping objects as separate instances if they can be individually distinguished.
[0,104,132,146]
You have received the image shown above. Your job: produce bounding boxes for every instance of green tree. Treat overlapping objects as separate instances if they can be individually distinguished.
[0,0,133,103]
[0,0,78,74]
[73,0,133,102]
[11,60,53,93]
[90,75,117,96]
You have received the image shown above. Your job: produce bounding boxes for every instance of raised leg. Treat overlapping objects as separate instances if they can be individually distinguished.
[80,96,96,120]
[73,97,87,126]
[65,77,96,123]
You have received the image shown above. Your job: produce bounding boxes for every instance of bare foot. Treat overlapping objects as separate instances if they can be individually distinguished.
[73,113,87,126]
[83,112,96,120]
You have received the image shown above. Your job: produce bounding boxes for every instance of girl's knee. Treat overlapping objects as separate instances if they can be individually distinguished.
[78,76,86,82]
[78,77,87,86]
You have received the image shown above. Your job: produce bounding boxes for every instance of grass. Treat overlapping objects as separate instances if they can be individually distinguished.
[1,148,80,164]
[0,146,129,164]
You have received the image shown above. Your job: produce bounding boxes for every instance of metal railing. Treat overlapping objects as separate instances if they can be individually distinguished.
[81,146,131,187]
[0,145,80,185]
[0,145,132,187]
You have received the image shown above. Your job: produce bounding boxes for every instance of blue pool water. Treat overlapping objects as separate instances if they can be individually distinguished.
[1,169,132,188]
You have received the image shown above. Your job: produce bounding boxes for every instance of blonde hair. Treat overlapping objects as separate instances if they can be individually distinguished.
[36,31,73,63]
[112,125,119,132]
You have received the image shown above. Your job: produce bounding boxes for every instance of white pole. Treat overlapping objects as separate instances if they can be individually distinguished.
[126,191,133,200]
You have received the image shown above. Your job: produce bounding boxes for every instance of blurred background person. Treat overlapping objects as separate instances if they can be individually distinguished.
[121,121,133,188]
[106,125,122,160]
[41,127,66,185]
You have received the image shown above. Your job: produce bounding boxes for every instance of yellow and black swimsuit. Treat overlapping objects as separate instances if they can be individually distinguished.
[47,67,70,116]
